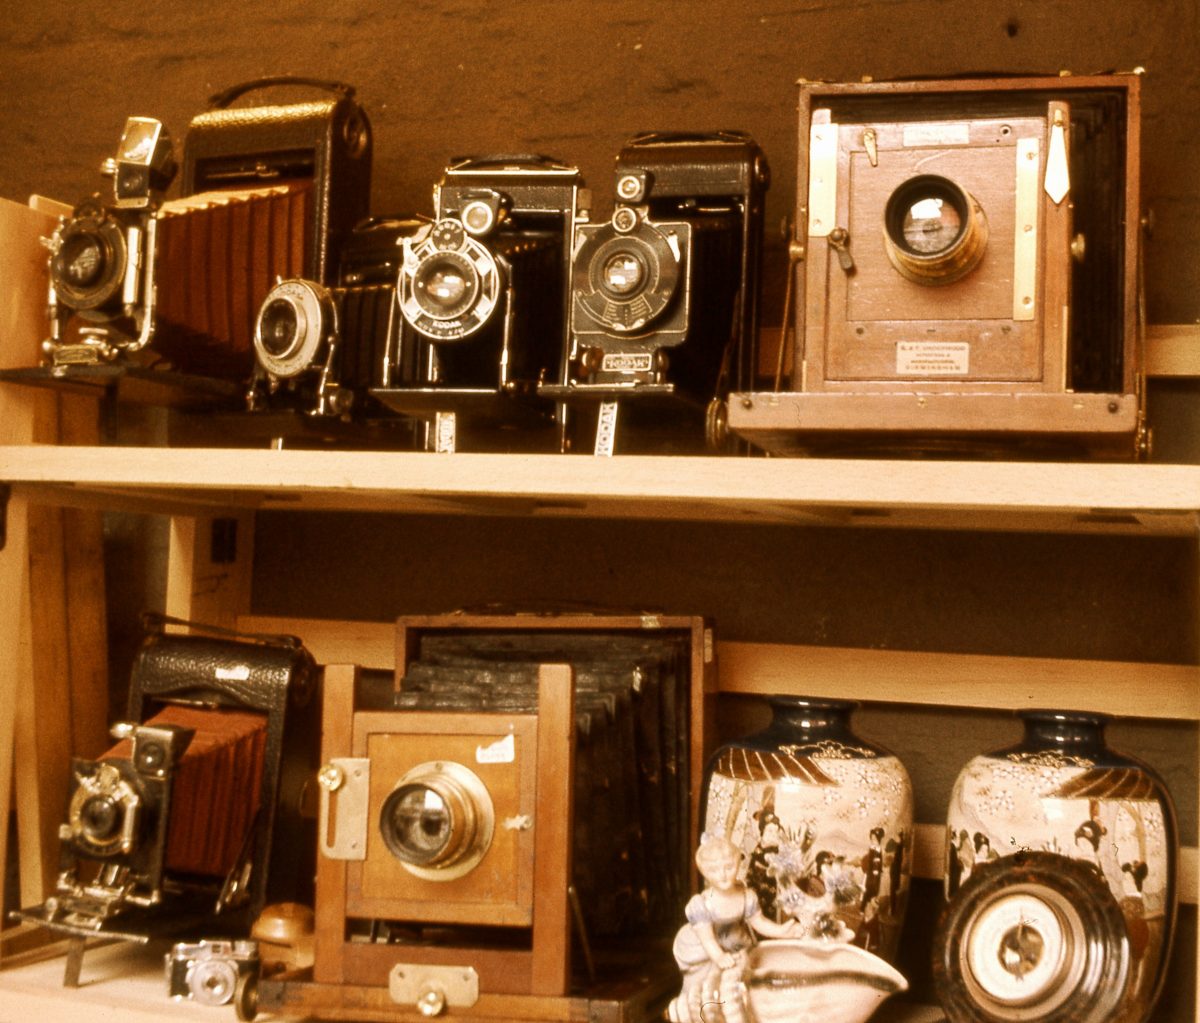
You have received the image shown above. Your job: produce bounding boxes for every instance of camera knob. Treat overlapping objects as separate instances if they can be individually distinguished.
[612,206,639,233]
[317,763,345,792]
[417,983,447,1017]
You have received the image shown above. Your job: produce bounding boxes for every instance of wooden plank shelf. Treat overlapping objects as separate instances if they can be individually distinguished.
[2,445,1200,535]
[0,936,948,1023]
[240,615,1200,723]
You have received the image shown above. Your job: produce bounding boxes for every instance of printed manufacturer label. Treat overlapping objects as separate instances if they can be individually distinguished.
[477,733,516,764]
[902,122,972,147]
[896,341,970,376]
[435,412,457,454]
[594,400,619,457]
[602,352,653,373]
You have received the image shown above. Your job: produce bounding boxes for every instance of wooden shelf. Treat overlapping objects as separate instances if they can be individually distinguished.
[2,445,1200,534]
[0,936,947,1023]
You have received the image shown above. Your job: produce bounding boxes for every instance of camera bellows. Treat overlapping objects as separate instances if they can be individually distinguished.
[104,703,268,878]
[153,183,311,378]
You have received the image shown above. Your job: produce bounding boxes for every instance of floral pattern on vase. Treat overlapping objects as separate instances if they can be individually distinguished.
[703,697,913,962]
[946,709,1177,1023]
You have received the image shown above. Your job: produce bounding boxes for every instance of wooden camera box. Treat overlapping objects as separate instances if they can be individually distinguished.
[280,613,715,1022]
[729,73,1143,458]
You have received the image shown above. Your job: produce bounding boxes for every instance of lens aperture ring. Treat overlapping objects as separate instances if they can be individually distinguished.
[398,221,500,341]
[882,174,988,286]
[253,279,335,379]
[573,218,685,334]
[51,207,129,312]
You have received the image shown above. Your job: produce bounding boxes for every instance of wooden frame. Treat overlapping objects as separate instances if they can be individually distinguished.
[730,73,1145,458]
[312,663,576,1003]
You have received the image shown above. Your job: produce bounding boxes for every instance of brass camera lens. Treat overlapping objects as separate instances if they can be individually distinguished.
[257,300,300,358]
[882,174,988,285]
[379,761,494,880]
[383,785,455,864]
[601,251,646,297]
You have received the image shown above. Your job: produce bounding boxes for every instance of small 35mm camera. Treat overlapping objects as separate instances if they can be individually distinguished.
[539,131,768,453]
[373,155,584,448]
[728,73,1144,459]
[167,938,259,1007]
[250,215,426,419]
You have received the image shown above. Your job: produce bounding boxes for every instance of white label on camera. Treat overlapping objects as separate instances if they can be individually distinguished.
[902,122,971,147]
[434,412,456,454]
[477,733,515,764]
[896,341,970,376]
[602,352,653,373]
[216,664,251,682]
[594,400,619,457]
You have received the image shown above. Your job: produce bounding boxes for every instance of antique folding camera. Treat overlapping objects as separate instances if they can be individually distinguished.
[727,73,1144,458]
[182,76,372,287]
[249,215,427,419]
[372,156,584,448]
[15,616,319,956]
[298,614,713,1021]
[41,78,371,386]
[167,938,259,1007]
[541,131,769,450]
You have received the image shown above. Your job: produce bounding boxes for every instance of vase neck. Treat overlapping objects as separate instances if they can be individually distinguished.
[766,698,856,740]
[1020,711,1108,753]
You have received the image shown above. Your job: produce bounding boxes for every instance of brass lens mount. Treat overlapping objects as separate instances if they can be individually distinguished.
[882,174,988,286]
[379,760,495,881]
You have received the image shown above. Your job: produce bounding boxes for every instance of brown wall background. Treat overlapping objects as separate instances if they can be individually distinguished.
[3,0,1200,324]
[3,1,1198,1015]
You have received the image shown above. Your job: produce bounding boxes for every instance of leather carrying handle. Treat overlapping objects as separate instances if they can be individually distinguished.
[141,610,303,650]
[206,76,356,110]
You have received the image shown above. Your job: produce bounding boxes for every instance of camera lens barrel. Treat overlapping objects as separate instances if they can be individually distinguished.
[379,761,494,880]
[398,219,501,342]
[573,212,685,334]
[51,206,129,312]
[67,761,140,856]
[882,174,988,286]
[253,279,336,379]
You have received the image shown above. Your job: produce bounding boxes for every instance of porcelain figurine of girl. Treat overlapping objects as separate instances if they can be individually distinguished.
[668,835,799,1023]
